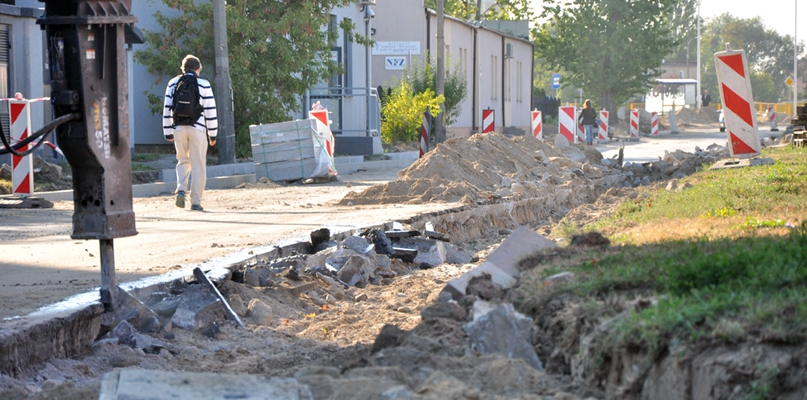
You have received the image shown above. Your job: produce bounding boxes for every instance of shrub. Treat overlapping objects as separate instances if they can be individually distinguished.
[380,80,444,144]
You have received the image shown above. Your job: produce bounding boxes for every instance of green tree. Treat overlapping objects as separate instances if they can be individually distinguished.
[135,0,359,158]
[535,0,678,121]
[699,14,803,103]
[424,0,533,20]
[408,57,468,126]
[381,80,444,144]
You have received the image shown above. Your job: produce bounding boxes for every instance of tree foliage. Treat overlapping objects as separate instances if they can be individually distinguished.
[134,0,358,158]
[380,80,444,144]
[408,57,468,126]
[424,0,533,21]
[699,14,803,102]
[535,0,678,118]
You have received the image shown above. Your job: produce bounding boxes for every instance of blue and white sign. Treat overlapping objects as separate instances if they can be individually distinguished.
[552,73,562,89]
[385,56,407,70]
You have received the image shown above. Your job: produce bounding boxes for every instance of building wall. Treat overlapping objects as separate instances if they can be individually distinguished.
[372,0,533,139]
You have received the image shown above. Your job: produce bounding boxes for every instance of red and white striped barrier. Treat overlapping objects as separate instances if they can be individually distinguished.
[598,110,609,141]
[577,119,586,143]
[714,47,761,157]
[308,107,338,176]
[629,109,639,138]
[558,106,578,144]
[420,108,431,158]
[650,112,659,136]
[530,110,542,139]
[768,106,778,132]
[482,109,495,133]
[2,94,51,197]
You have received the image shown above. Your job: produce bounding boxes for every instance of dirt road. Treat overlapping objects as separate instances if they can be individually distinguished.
[0,168,453,320]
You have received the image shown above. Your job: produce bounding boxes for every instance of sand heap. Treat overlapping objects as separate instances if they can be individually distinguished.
[675,107,720,125]
[340,133,605,205]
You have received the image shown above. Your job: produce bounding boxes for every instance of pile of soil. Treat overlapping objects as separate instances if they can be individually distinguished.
[340,133,604,205]
[674,107,720,125]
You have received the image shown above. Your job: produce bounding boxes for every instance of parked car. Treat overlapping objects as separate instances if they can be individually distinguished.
[718,110,726,132]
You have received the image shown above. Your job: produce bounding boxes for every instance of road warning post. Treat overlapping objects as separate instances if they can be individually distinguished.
[714,44,762,157]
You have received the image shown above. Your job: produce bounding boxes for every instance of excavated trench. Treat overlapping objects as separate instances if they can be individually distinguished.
[4,133,802,399]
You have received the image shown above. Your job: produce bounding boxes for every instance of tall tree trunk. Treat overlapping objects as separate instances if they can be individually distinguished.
[601,89,617,126]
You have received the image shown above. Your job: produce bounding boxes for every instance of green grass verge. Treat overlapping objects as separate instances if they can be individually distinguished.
[519,145,807,353]
[523,223,807,353]
[595,146,807,229]
[132,153,161,162]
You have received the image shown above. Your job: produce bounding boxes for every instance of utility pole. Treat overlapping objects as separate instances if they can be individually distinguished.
[435,0,446,143]
[212,0,236,164]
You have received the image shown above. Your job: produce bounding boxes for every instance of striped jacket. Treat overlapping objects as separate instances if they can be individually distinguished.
[162,72,218,140]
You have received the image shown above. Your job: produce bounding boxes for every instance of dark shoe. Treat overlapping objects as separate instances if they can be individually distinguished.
[191,204,204,211]
[175,191,185,208]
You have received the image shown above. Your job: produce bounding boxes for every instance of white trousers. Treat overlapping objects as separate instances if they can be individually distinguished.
[173,125,208,206]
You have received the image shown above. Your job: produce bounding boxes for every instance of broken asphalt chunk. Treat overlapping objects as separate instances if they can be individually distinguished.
[390,247,418,263]
[384,230,421,239]
[463,302,543,370]
[366,229,395,255]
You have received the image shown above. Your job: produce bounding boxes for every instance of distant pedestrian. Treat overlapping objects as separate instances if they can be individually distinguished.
[163,55,218,211]
[578,99,596,146]
[701,90,712,108]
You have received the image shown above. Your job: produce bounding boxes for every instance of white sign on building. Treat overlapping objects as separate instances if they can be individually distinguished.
[385,57,407,70]
[373,41,421,55]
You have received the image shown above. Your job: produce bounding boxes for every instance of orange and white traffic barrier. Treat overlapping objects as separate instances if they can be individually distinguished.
[768,106,779,132]
[597,110,609,141]
[650,112,659,136]
[308,106,338,176]
[530,110,542,139]
[714,46,761,157]
[558,106,578,144]
[629,109,639,138]
[420,108,431,158]
[2,94,50,197]
[482,109,495,133]
[577,118,586,143]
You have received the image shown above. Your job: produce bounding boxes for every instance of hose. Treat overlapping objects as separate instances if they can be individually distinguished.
[0,113,81,157]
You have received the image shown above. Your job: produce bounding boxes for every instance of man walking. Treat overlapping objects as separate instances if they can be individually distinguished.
[163,55,218,211]
[701,89,712,108]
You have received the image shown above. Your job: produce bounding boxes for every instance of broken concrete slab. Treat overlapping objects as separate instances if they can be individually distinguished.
[463,302,543,370]
[384,230,421,239]
[341,235,374,254]
[244,266,274,287]
[337,255,374,287]
[390,247,418,263]
[99,368,313,400]
[170,285,226,331]
[193,268,245,329]
[709,157,775,170]
[485,226,558,278]
[101,286,164,334]
[398,237,446,267]
[441,262,516,301]
[444,243,472,265]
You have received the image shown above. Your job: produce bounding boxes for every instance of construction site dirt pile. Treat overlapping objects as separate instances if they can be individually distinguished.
[340,133,604,205]
[674,107,720,125]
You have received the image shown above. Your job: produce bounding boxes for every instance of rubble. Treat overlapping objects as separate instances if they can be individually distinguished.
[464,302,543,371]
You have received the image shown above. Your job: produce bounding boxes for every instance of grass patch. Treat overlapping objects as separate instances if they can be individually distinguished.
[132,153,161,162]
[518,145,807,355]
[131,163,157,172]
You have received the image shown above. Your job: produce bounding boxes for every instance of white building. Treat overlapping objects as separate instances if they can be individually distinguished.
[371,0,534,137]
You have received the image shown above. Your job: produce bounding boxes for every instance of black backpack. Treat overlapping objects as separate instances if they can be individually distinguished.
[171,74,203,126]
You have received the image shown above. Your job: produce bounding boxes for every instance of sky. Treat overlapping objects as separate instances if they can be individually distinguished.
[528,0,807,40]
